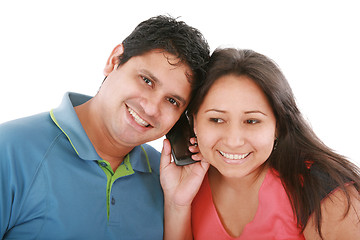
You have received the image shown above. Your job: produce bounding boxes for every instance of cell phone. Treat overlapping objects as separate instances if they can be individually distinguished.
[166,111,198,166]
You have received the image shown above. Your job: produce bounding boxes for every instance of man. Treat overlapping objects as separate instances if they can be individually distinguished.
[0,15,209,239]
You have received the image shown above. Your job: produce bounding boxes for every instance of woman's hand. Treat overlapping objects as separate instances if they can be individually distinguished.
[160,138,209,207]
[188,137,204,162]
[160,138,209,240]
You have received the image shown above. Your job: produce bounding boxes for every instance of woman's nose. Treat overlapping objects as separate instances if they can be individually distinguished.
[224,124,246,147]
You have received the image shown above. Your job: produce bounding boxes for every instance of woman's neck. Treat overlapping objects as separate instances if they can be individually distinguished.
[207,165,269,238]
[208,165,269,193]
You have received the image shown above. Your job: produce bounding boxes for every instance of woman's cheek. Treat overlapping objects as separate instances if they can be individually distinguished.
[253,131,276,158]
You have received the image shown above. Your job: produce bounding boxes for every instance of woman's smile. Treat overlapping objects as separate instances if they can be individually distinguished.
[218,150,252,165]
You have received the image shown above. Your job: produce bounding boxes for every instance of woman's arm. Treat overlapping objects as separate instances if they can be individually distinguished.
[163,199,193,240]
[160,139,209,240]
[304,185,360,239]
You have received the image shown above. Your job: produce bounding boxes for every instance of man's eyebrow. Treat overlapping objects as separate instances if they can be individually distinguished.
[141,69,160,84]
[172,94,187,106]
[140,69,187,106]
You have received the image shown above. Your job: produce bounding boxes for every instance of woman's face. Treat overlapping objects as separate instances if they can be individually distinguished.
[193,74,277,179]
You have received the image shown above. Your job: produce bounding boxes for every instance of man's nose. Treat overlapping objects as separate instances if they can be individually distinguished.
[140,96,162,117]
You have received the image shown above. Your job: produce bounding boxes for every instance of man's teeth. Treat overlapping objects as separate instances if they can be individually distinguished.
[219,151,250,160]
[128,107,150,127]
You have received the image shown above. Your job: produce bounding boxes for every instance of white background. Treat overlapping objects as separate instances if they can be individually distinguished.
[1,0,359,166]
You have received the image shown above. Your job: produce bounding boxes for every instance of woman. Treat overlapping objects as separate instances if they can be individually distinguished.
[160,48,360,239]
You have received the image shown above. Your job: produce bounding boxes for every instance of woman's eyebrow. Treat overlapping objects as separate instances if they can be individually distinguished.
[204,109,267,116]
[244,110,267,116]
[205,109,226,113]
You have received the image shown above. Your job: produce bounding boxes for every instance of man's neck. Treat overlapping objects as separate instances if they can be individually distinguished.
[74,99,133,171]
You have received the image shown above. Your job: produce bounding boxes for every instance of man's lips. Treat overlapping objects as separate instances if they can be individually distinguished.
[127,106,151,127]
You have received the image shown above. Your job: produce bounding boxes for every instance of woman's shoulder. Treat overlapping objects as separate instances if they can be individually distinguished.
[304,184,360,239]
[308,163,352,200]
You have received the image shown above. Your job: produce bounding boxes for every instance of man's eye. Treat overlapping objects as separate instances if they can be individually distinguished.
[167,97,179,107]
[142,76,153,86]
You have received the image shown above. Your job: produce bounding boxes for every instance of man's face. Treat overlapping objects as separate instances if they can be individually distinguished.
[97,48,192,148]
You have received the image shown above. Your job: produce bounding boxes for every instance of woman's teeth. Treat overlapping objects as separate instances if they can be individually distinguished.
[128,107,150,127]
[219,151,250,160]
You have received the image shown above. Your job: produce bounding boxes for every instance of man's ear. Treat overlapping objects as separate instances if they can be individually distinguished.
[103,44,124,76]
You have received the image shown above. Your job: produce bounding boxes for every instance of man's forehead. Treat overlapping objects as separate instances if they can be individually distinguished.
[137,49,193,82]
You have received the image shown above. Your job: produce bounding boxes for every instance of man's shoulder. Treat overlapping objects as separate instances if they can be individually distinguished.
[0,112,62,187]
[0,112,59,147]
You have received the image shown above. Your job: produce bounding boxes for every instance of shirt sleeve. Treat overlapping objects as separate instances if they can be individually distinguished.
[0,123,17,238]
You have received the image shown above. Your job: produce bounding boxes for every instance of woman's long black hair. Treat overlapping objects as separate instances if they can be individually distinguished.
[188,48,360,238]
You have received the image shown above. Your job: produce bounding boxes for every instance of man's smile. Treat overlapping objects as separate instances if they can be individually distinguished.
[127,106,151,127]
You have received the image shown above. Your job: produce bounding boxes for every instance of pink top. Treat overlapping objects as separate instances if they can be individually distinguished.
[191,169,305,240]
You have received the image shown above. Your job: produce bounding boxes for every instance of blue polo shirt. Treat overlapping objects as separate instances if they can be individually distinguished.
[0,92,164,239]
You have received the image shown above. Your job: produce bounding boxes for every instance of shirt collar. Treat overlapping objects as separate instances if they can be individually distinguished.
[50,92,152,173]
[51,92,100,160]
[129,145,152,173]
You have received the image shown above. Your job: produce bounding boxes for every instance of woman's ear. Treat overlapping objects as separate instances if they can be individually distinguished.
[103,44,124,76]
[192,114,198,136]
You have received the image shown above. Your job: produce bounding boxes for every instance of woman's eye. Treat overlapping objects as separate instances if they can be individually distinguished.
[246,119,259,124]
[167,97,179,107]
[210,118,224,123]
[142,76,153,86]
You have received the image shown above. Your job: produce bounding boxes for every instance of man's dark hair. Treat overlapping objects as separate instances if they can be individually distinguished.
[119,15,210,92]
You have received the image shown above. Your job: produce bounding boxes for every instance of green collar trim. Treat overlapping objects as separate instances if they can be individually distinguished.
[50,109,79,155]
[140,145,152,173]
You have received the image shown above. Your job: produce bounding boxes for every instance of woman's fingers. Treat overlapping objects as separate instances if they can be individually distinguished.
[189,137,197,145]
[188,145,199,153]
[160,138,172,170]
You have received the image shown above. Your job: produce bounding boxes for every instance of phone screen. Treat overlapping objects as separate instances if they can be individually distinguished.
[166,112,198,166]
